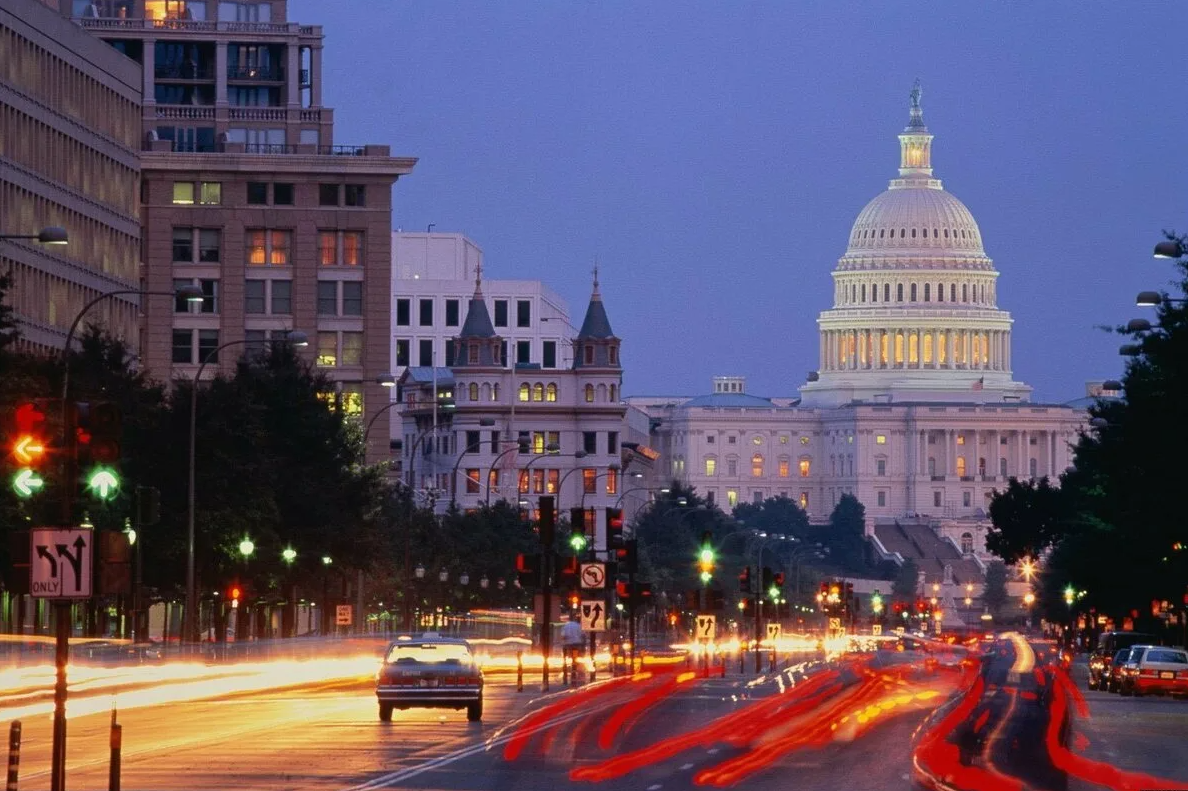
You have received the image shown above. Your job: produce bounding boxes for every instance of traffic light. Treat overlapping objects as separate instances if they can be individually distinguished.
[738,565,752,593]
[606,508,624,549]
[229,582,244,609]
[871,590,884,614]
[553,555,579,587]
[569,593,580,610]
[9,401,50,498]
[616,581,652,605]
[516,553,541,588]
[569,507,587,550]
[568,530,588,552]
[538,495,555,547]
[762,567,774,591]
[697,531,715,583]
[616,538,638,575]
[770,572,785,601]
[78,402,121,501]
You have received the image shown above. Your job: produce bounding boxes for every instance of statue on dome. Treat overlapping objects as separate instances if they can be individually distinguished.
[910,79,922,110]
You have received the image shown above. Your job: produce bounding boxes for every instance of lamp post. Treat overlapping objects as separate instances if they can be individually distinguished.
[445,417,497,507]
[413,563,426,631]
[184,330,308,645]
[437,568,449,630]
[485,441,562,506]
[0,226,69,245]
[579,464,625,509]
[362,374,398,445]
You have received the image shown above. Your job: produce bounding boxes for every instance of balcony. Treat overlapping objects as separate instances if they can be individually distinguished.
[930,475,946,481]
[227,107,285,122]
[76,17,322,36]
[227,66,285,81]
[155,64,214,80]
[960,476,975,482]
[154,105,215,120]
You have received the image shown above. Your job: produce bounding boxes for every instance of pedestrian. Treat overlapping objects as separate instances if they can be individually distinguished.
[560,615,584,682]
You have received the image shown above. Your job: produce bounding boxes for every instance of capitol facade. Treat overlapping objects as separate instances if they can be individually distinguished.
[630,88,1090,572]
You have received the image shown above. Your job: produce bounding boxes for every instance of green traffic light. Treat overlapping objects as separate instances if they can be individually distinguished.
[569,533,588,552]
[700,570,712,584]
[12,468,44,498]
[699,548,715,565]
[87,468,119,500]
[769,585,780,600]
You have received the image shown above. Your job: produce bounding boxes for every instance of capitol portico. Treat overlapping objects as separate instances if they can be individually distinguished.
[629,85,1089,565]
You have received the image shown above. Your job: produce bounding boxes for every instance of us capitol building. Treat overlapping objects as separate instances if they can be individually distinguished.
[630,86,1094,580]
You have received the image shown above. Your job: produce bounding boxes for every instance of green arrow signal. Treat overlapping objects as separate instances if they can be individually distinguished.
[12,469,44,498]
[88,468,120,500]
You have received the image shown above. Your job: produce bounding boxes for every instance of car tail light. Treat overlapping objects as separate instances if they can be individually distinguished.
[1139,668,1158,678]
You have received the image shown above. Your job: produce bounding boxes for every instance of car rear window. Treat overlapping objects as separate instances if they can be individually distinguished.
[386,643,472,664]
[1112,650,1129,663]
[1144,649,1188,664]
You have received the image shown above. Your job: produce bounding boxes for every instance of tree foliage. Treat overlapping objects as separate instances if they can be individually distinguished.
[982,560,1009,617]
[891,558,919,603]
[985,477,1067,565]
[632,483,737,597]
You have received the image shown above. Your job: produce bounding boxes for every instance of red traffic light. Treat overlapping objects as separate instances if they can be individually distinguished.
[230,586,241,600]
[14,402,47,433]
[773,572,785,587]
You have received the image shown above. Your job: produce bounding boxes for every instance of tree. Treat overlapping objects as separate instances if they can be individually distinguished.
[0,271,18,352]
[731,495,809,537]
[982,560,1009,618]
[632,483,737,598]
[892,558,919,603]
[986,477,1068,565]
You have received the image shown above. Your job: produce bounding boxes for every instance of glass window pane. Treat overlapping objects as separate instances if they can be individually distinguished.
[173,279,192,313]
[342,282,363,316]
[269,230,291,265]
[340,384,363,416]
[197,329,219,363]
[172,227,193,262]
[198,182,221,205]
[317,281,337,315]
[270,280,291,314]
[246,230,266,265]
[319,231,336,265]
[247,182,267,204]
[172,182,194,204]
[171,329,192,363]
[396,299,410,326]
[200,279,218,313]
[341,332,363,365]
[244,280,265,313]
[344,184,365,206]
[319,183,338,206]
[198,229,220,262]
[316,331,337,366]
[342,232,362,266]
[273,183,294,205]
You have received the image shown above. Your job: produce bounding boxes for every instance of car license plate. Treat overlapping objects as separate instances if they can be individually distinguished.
[420,679,438,688]
[1159,671,1175,679]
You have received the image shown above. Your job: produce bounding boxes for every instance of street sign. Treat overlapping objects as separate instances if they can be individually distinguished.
[30,528,93,599]
[579,600,606,631]
[580,562,606,589]
[872,623,883,636]
[695,614,716,640]
[766,623,781,642]
[934,618,942,633]
[828,617,842,631]
[336,605,353,626]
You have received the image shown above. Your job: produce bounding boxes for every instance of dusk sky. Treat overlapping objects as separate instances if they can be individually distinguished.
[293,1,1188,402]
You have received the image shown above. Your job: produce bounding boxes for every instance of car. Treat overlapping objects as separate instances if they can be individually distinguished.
[1118,646,1188,698]
[1087,631,1157,690]
[1103,648,1133,693]
[375,635,484,722]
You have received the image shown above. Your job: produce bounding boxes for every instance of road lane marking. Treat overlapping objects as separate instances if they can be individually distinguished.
[680,763,694,770]
[647,785,662,790]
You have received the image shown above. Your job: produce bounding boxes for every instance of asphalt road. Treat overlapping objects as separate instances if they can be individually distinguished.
[7,640,1187,791]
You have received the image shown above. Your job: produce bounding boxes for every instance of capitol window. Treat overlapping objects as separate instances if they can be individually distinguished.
[546,383,557,402]
[799,492,809,509]
[468,383,478,401]
[877,491,886,507]
[727,459,738,477]
[800,436,810,445]
[876,459,886,476]
[726,490,738,508]
[962,284,969,302]
[752,435,762,445]
[957,435,965,445]
[924,283,930,302]
[780,435,788,444]
[532,383,544,402]
[778,458,790,477]
[584,384,594,403]
[960,533,974,554]
[876,434,886,445]
[937,282,944,302]
[799,458,811,477]
[705,458,716,476]
[900,228,906,238]
[910,283,917,302]
[897,284,904,302]
[956,457,967,477]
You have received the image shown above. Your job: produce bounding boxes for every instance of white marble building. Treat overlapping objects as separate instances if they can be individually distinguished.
[629,88,1088,539]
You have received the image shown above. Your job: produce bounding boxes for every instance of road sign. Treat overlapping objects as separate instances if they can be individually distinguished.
[695,614,716,640]
[934,618,942,633]
[30,528,93,599]
[336,605,353,626]
[766,623,781,641]
[580,562,606,589]
[579,600,606,631]
[828,617,842,631]
[872,623,883,636]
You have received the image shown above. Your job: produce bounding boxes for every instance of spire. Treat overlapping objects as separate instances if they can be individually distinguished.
[473,260,484,298]
[897,79,934,178]
[577,263,614,339]
[457,260,495,339]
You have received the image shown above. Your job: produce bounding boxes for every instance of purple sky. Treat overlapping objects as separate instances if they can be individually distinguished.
[293,1,1188,402]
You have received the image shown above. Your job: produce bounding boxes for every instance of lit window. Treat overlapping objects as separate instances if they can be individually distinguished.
[778,459,789,477]
[198,182,221,205]
[705,458,716,476]
[726,490,738,508]
[532,383,544,402]
[546,383,557,402]
[172,182,194,204]
[343,232,362,266]
[799,459,811,477]
[800,436,809,445]
[340,385,363,416]
[909,332,919,364]
[752,436,762,445]
[518,470,530,494]
[532,469,545,494]
[546,469,559,494]
[584,384,594,403]
[466,469,480,494]
[582,468,596,494]
[875,434,887,445]
[532,432,545,454]
[605,469,617,495]
[956,457,967,477]
[780,436,788,444]
[799,492,808,509]
[318,232,336,265]
[751,454,764,477]
[316,331,337,366]
[956,435,965,446]
[341,332,362,366]
[519,383,530,402]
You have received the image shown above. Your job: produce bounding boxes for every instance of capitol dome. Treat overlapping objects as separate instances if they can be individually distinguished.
[799,82,1031,408]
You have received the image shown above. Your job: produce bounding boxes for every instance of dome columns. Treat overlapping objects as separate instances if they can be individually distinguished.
[819,326,1011,374]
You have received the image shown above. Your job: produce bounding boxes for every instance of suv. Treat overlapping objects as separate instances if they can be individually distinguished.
[1087,631,1156,690]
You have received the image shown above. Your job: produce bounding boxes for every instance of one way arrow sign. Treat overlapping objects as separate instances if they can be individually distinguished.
[579,600,606,632]
[30,528,92,599]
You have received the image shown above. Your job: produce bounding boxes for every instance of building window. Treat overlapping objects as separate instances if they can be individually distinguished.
[532,383,544,402]
[493,300,508,327]
[605,468,617,495]
[582,468,597,494]
[584,384,594,403]
[910,283,917,301]
[800,436,810,445]
[319,184,339,206]
[875,434,886,445]
[171,329,192,363]
[750,454,763,477]
[517,340,531,365]
[318,232,336,265]
[465,469,480,494]
[247,182,268,204]
[584,345,594,365]
[962,491,971,508]
[705,458,716,476]
[583,432,597,454]
[516,300,531,327]
[609,346,618,365]
[198,230,220,262]
[468,383,479,402]
[778,458,789,477]
[445,299,460,327]
[518,383,530,402]
[799,491,808,509]
[896,283,904,302]
[273,183,293,204]
[396,299,410,326]
[197,329,219,363]
[419,339,433,366]
[198,182,221,205]
[395,340,409,367]
[707,435,715,444]
[172,227,193,262]
[1029,458,1037,478]
[316,332,337,366]
[344,184,366,206]
[1000,458,1008,478]
[928,457,936,476]
[798,458,810,477]
[876,458,886,476]
[343,282,363,315]
[543,341,557,369]
[726,459,737,477]
[419,299,433,326]
[933,491,943,508]
[978,457,987,476]
[244,280,266,314]
[956,457,967,477]
[341,332,362,366]
[317,281,337,315]
[246,229,290,266]
[270,280,292,314]
[960,532,974,554]
[924,283,931,302]
[172,182,194,204]
[342,232,362,266]
[608,432,618,454]
[545,383,557,402]
[877,491,886,507]
[726,490,738,508]
[956,435,965,446]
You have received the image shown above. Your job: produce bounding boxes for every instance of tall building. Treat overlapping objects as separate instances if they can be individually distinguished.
[1,0,142,352]
[397,272,645,549]
[67,0,417,464]
[629,88,1086,582]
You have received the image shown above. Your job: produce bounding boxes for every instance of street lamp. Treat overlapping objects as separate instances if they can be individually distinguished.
[322,555,333,566]
[439,569,449,583]
[1136,290,1187,307]
[282,547,297,563]
[459,572,470,587]
[184,330,307,643]
[480,575,489,589]
[238,538,255,558]
[415,564,425,579]
[0,226,69,245]
[1154,240,1185,259]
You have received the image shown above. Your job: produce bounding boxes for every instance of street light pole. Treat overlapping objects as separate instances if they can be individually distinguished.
[185,331,307,645]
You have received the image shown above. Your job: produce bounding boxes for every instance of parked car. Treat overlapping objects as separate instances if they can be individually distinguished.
[1087,632,1156,690]
[1119,646,1188,698]
[375,634,484,722]
[1104,648,1135,693]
